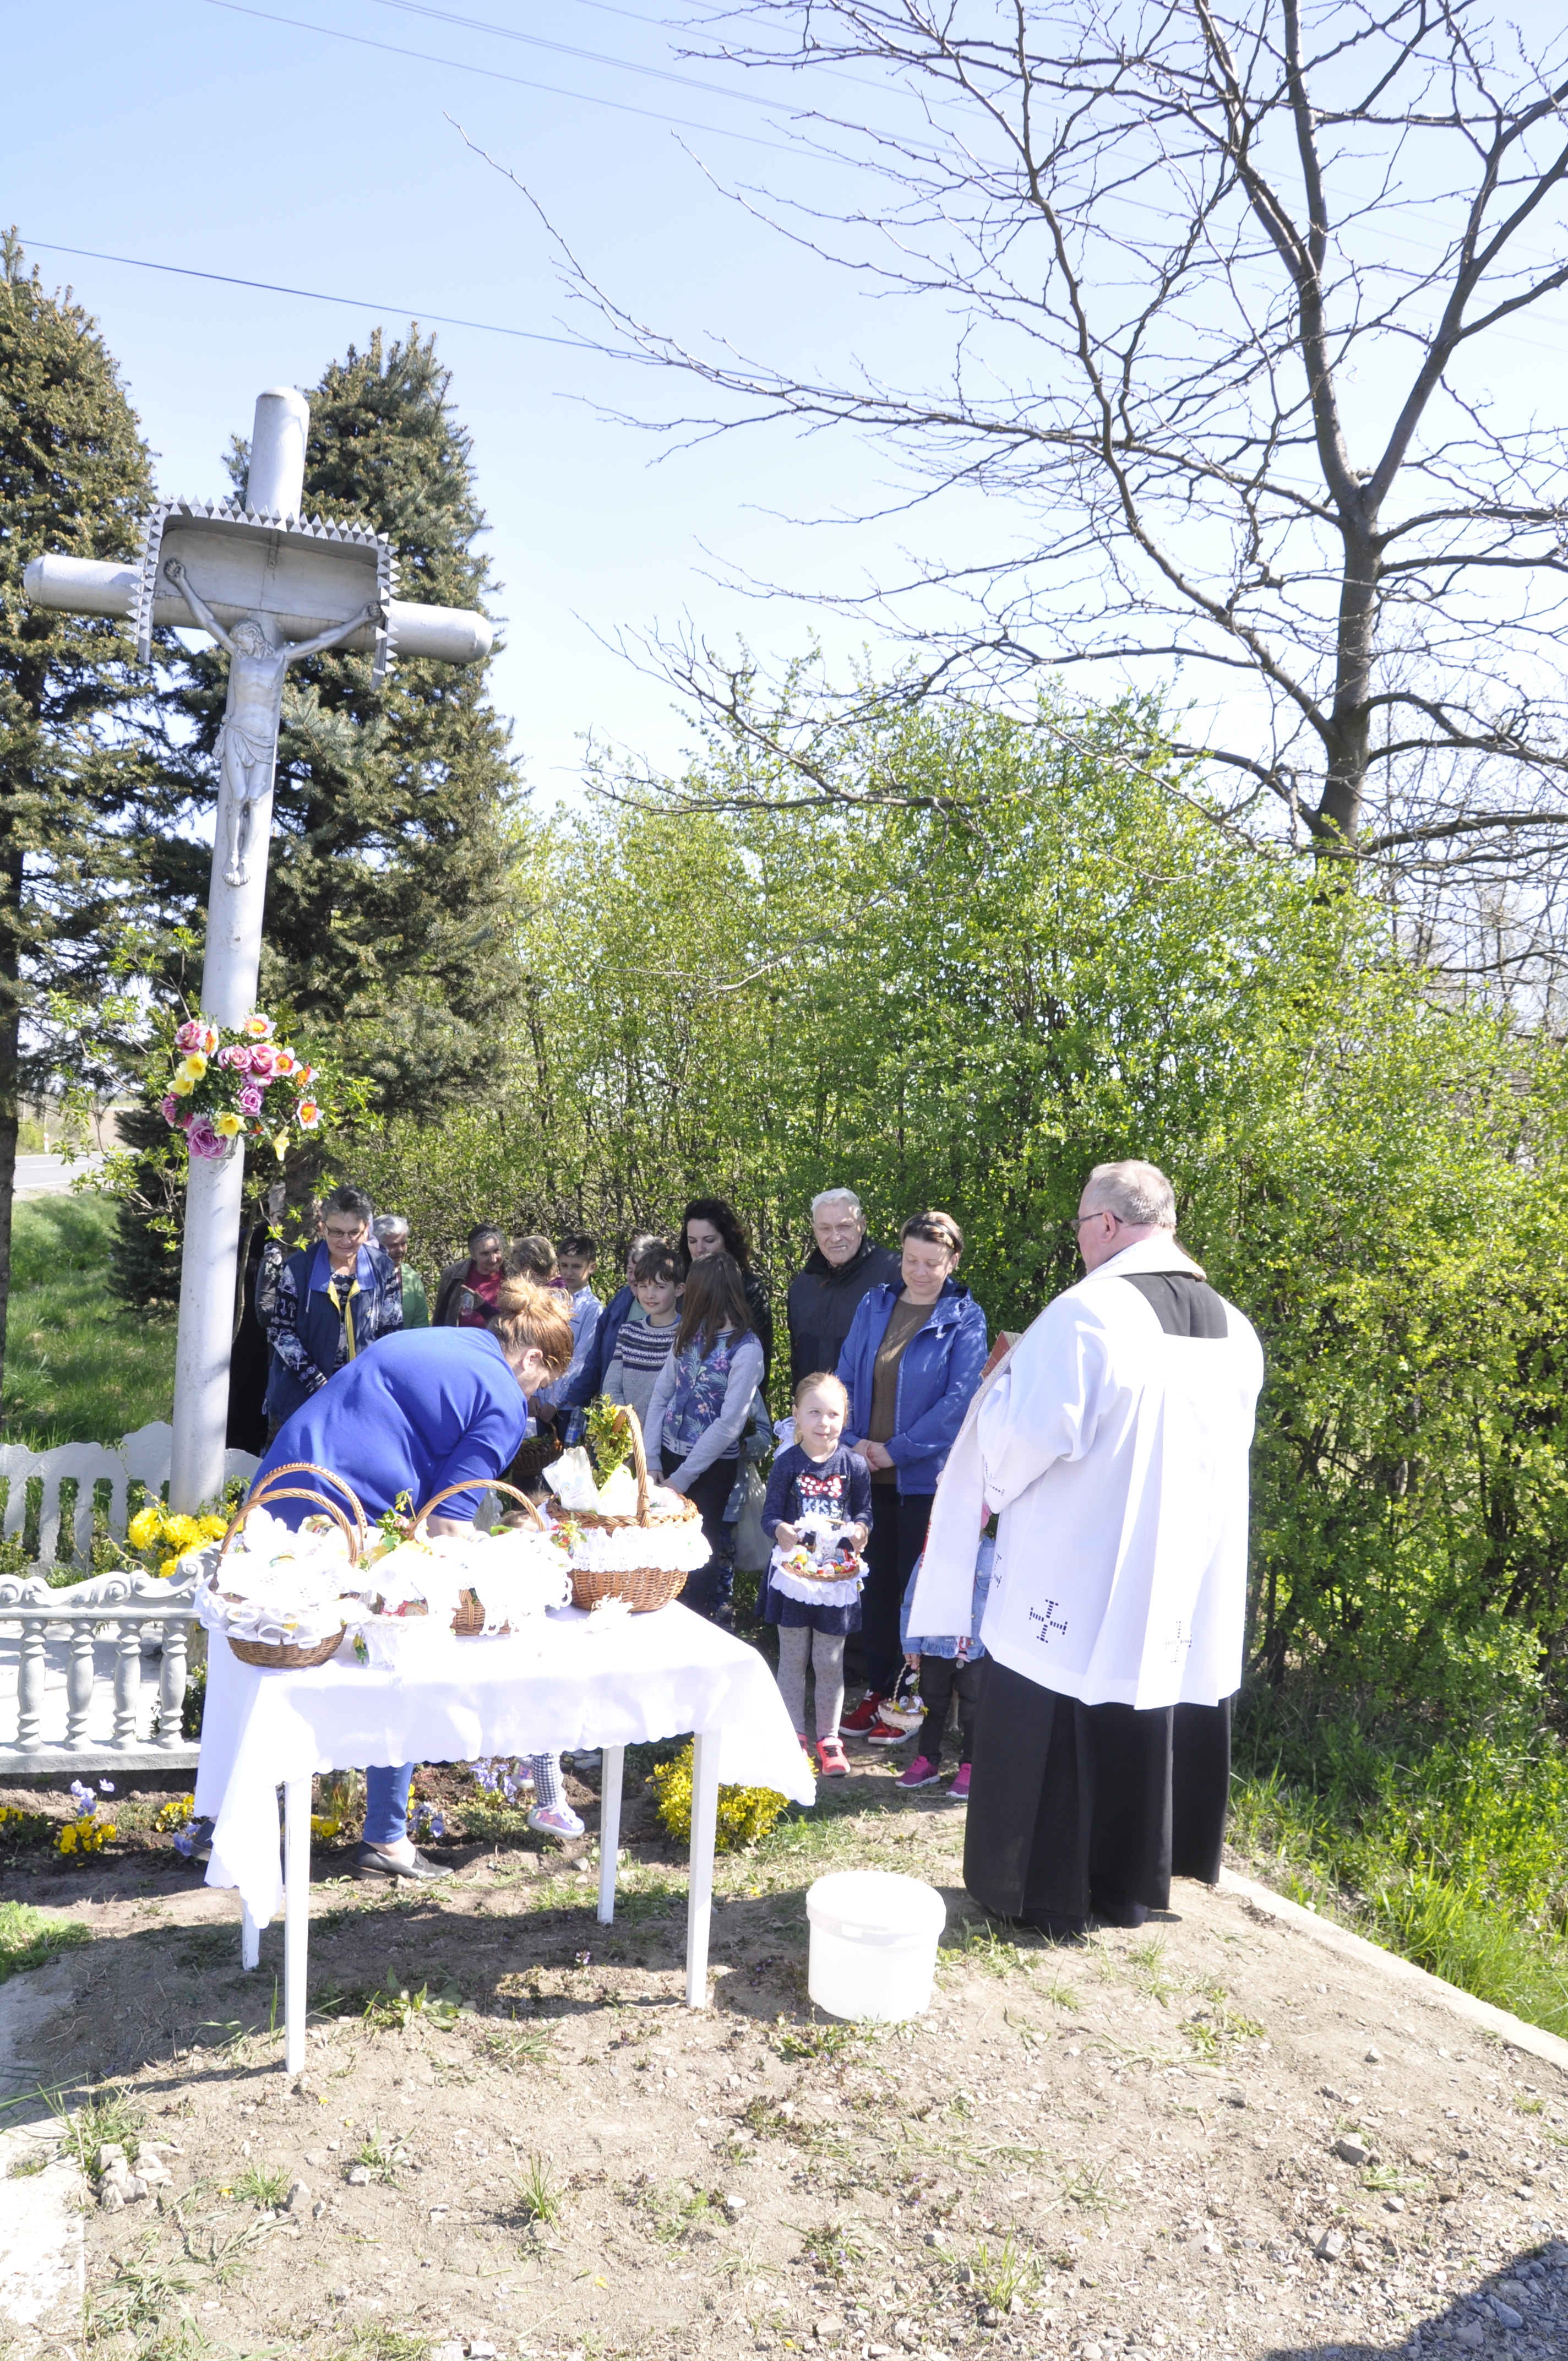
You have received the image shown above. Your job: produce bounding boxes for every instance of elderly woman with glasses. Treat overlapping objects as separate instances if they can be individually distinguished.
[263,1183,402,1439]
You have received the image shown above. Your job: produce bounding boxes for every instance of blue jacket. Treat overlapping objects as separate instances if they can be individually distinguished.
[902,1532,994,1661]
[835,1279,988,1498]
[564,1283,633,1410]
[265,1239,402,1426]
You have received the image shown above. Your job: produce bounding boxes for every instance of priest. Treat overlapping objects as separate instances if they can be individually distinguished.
[906,1160,1264,1934]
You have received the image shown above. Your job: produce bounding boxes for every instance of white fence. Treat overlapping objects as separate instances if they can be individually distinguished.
[0,1424,259,1777]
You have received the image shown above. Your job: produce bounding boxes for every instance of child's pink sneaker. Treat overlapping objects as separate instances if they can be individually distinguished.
[946,1763,971,1804]
[897,1755,943,1789]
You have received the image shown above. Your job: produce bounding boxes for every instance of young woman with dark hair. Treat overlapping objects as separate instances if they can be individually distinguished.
[643,1250,764,1624]
[678,1196,774,1379]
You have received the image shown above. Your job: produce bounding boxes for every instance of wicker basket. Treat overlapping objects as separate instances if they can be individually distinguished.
[503,1424,564,1495]
[558,1406,699,1613]
[401,1482,553,1635]
[214,1465,368,1668]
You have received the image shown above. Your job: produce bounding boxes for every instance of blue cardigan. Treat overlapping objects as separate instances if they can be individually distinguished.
[835,1279,988,1499]
[252,1326,529,1527]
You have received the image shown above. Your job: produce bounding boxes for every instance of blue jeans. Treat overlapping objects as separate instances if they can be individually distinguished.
[363,1762,415,1843]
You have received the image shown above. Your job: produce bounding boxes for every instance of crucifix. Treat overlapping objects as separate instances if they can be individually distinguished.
[26,387,494,1514]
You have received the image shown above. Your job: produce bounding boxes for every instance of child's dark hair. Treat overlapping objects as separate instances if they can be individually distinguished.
[676,1251,754,1357]
[793,1369,848,1408]
[631,1241,678,1286]
[558,1232,597,1261]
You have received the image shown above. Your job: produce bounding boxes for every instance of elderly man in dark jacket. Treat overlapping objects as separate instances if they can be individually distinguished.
[786,1189,901,1390]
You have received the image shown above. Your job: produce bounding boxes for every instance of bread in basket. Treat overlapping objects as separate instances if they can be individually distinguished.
[544,1405,709,1612]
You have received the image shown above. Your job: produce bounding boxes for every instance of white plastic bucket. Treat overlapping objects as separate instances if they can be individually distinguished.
[806,1870,948,2023]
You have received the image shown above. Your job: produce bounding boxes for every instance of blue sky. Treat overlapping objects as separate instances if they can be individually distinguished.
[9,0,934,798]
[12,1,1568,817]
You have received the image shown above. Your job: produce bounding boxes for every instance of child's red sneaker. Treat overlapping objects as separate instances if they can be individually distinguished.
[840,1692,887,1738]
[816,1736,849,1777]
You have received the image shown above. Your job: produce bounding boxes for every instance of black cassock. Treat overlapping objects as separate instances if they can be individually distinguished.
[963,1666,1232,1931]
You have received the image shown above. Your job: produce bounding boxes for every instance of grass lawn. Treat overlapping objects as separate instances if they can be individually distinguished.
[2,1193,173,1446]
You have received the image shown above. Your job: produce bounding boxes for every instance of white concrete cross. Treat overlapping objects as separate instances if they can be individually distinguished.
[25,388,494,1511]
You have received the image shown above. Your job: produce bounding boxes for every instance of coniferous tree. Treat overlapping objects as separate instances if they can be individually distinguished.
[111,329,526,1305]
[0,235,198,1380]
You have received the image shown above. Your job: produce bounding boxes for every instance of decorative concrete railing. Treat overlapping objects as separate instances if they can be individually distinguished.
[0,1566,202,1774]
[0,1424,259,1776]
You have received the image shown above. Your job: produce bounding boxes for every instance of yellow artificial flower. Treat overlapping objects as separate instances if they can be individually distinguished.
[127,1505,161,1550]
[178,1053,208,1083]
[171,1075,194,1098]
[214,1111,244,1138]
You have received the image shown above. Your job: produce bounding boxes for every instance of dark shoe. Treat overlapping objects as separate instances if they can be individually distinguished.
[1021,1907,1088,1940]
[1089,1878,1149,1928]
[352,1842,454,1885]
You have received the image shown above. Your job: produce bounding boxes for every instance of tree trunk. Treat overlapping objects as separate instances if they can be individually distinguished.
[0,924,21,1425]
[1315,513,1381,851]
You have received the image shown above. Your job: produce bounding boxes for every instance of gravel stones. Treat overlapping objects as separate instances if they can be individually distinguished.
[1333,2134,1371,2166]
[344,2162,371,2186]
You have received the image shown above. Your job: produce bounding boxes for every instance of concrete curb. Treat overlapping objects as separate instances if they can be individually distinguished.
[1216,1866,1568,2076]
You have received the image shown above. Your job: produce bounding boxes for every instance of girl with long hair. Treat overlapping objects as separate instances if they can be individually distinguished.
[643,1250,764,1624]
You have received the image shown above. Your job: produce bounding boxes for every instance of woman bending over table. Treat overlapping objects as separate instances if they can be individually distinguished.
[249,1276,574,1883]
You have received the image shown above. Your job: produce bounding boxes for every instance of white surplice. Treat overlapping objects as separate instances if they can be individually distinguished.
[905,1236,1264,1711]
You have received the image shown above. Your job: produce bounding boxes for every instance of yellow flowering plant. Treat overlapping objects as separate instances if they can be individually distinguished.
[647,1741,788,1851]
[126,1500,228,1580]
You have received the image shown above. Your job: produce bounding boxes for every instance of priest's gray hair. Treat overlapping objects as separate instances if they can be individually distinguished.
[1082,1160,1177,1228]
[811,1187,863,1218]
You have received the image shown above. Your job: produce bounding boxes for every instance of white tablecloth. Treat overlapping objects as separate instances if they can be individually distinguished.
[194,1602,814,1924]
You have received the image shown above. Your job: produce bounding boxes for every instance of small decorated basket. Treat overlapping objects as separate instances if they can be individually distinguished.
[209,1463,369,1668]
[554,1406,706,1613]
[402,1482,554,1635]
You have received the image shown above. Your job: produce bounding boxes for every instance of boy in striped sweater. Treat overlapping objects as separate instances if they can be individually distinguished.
[605,1240,682,1431]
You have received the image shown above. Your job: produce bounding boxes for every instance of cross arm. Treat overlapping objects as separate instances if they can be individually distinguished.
[23,556,494,666]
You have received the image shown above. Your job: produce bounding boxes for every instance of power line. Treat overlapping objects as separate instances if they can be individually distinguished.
[17,237,580,345]
[360,0,794,112]
[196,0,809,156]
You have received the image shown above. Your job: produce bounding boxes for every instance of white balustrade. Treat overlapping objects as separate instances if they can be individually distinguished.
[0,1424,258,1775]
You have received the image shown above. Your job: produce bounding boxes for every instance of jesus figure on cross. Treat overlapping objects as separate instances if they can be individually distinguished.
[163,556,383,888]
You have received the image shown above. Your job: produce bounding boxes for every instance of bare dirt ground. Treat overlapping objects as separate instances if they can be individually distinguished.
[3,1748,1566,2361]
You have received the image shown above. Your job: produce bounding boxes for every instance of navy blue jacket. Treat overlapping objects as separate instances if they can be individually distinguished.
[265,1239,402,1426]
[564,1283,631,1410]
[835,1279,988,1498]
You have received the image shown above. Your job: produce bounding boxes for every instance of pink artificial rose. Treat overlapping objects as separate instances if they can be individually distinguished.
[175,1019,209,1053]
[248,1042,279,1079]
[185,1116,225,1160]
[238,1084,264,1115]
[159,1095,179,1125]
[217,1043,251,1070]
